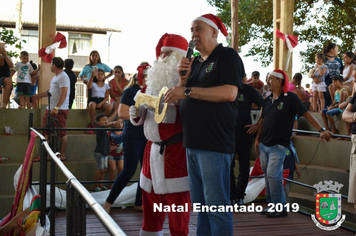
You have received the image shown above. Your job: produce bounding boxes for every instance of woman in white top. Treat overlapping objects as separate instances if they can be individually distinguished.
[342,52,355,95]
[351,68,356,97]
[87,68,112,133]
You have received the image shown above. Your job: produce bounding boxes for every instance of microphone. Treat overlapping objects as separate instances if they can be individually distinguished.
[180,40,196,76]
[47,91,52,97]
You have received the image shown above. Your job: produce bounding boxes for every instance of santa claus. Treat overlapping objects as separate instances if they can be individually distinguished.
[129,33,191,236]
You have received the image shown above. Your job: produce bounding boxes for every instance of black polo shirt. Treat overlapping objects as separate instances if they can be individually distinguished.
[237,83,264,126]
[180,44,244,153]
[349,93,356,134]
[260,91,307,147]
[121,84,145,139]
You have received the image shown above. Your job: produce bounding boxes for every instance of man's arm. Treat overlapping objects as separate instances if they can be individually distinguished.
[31,90,49,101]
[165,84,238,104]
[56,87,68,108]
[245,107,263,135]
[302,111,331,141]
[254,118,264,155]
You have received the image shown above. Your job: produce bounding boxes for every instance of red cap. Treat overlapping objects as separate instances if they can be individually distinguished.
[269,69,289,95]
[155,33,188,59]
[194,14,230,40]
[136,63,151,85]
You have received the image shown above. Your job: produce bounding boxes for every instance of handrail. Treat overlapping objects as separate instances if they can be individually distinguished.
[33,127,123,131]
[293,129,351,139]
[249,176,348,199]
[30,128,126,236]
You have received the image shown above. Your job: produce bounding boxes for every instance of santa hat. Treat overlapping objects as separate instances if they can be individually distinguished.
[194,14,230,40]
[269,69,289,96]
[137,63,151,85]
[156,33,188,59]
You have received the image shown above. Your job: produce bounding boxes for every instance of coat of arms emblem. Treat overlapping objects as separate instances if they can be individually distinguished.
[311,181,346,230]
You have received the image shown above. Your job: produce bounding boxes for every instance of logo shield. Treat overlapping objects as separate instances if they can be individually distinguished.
[315,193,342,225]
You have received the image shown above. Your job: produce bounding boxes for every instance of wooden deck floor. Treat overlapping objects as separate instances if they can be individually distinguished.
[54,202,354,236]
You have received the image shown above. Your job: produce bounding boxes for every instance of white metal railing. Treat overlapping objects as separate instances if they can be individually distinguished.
[30,127,126,236]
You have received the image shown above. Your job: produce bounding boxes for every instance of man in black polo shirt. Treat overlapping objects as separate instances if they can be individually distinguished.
[255,69,331,218]
[165,14,244,236]
[231,82,264,206]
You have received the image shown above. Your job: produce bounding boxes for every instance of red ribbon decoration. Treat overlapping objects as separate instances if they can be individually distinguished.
[276,29,298,70]
[38,32,67,63]
[276,28,298,48]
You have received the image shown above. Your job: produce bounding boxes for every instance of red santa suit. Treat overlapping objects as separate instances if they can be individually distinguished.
[139,105,190,236]
[131,33,190,236]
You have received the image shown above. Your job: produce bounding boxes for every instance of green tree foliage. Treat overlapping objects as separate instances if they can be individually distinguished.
[0,27,26,58]
[207,0,356,72]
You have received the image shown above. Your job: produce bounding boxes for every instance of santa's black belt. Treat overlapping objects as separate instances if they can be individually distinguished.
[154,132,183,155]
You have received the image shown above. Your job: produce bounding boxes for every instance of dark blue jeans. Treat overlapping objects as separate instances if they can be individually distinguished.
[186,148,233,236]
[106,135,147,206]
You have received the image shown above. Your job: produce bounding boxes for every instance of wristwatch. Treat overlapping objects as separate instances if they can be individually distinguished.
[54,106,60,111]
[184,87,191,98]
[319,127,326,132]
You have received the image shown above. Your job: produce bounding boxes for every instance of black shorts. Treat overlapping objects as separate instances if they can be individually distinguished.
[17,83,32,96]
[90,97,105,104]
[0,77,6,87]
[0,77,13,93]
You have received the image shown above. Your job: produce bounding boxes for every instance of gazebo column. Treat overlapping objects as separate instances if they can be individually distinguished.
[38,0,56,108]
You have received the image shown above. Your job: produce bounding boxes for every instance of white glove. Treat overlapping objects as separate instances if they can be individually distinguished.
[129,105,147,126]
[129,105,138,119]
[142,103,155,110]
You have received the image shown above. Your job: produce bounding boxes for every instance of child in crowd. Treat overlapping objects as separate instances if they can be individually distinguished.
[79,50,113,111]
[93,113,117,192]
[303,84,313,111]
[310,52,329,112]
[14,61,39,109]
[305,83,311,93]
[108,65,127,121]
[10,51,40,109]
[87,68,113,134]
[341,52,356,94]
[320,75,348,134]
[64,59,77,109]
[28,61,39,109]
[107,117,124,189]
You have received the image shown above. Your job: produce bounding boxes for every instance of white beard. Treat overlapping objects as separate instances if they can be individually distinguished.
[145,50,185,96]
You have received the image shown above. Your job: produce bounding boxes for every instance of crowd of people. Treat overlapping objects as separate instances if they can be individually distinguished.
[1,12,356,236]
